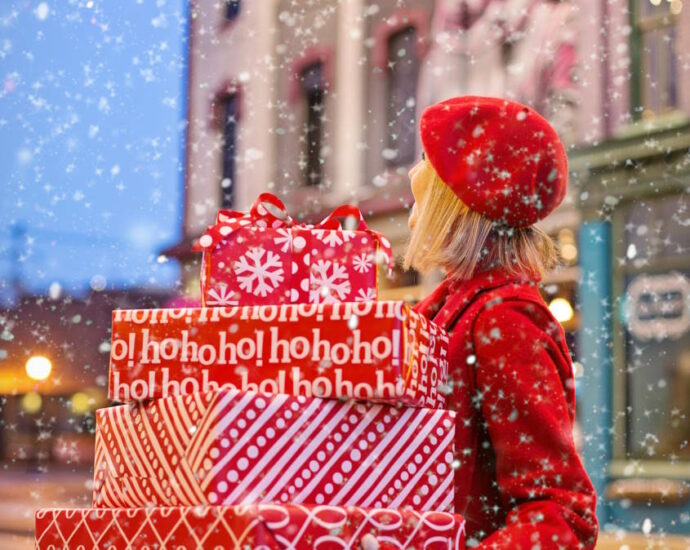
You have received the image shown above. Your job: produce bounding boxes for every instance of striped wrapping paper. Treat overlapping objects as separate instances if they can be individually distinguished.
[35,504,466,549]
[93,389,455,512]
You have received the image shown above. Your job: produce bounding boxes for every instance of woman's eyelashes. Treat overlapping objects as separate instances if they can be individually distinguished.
[409,161,422,180]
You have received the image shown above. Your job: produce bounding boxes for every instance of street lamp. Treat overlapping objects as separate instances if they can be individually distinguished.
[26,355,52,381]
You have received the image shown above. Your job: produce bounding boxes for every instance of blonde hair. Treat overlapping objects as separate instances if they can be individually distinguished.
[403,169,558,281]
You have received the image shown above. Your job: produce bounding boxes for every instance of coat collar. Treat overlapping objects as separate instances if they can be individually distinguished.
[414,268,539,330]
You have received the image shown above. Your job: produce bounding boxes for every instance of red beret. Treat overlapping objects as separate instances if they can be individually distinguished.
[420,96,567,227]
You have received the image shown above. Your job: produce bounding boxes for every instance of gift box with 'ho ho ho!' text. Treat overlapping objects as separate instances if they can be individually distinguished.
[108,300,450,409]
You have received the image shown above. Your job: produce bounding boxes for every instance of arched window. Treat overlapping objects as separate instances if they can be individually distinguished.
[300,62,325,186]
[386,26,419,167]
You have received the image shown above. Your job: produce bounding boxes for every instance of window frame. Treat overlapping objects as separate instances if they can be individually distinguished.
[220,93,239,209]
[224,0,240,22]
[629,0,680,120]
[610,191,690,476]
[298,61,326,187]
[384,25,420,169]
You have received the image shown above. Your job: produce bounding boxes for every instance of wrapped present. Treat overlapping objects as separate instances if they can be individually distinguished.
[35,504,466,549]
[195,193,393,307]
[93,389,456,512]
[109,301,449,408]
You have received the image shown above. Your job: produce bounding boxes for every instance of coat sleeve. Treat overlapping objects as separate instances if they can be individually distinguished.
[471,301,599,549]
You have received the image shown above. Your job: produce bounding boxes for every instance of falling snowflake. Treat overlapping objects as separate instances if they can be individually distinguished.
[234,248,285,297]
[206,283,239,306]
[273,228,293,253]
[355,287,377,302]
[310,260,351,303]
[352,253,373,273]
[312,229,355,248]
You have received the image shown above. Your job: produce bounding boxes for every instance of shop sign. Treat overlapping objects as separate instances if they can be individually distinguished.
[624,272,690,341]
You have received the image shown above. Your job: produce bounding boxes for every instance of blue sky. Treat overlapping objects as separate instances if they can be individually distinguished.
[0,0,187,302]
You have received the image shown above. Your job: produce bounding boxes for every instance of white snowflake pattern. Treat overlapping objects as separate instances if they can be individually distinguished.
[206,283,239,306]
[310,260,352,303]
[312,229,355,248]
[355,287,377,302]
[352,252,373,273]
[233,247,285,297]
[273,228,293,253]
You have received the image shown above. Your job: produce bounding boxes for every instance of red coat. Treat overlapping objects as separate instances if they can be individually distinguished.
[414,268,598,549]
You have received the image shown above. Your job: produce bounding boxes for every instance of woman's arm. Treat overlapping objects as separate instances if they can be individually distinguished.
[471,301,598,549]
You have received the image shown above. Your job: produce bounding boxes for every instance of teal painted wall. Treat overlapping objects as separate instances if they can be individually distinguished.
[577,220,613,526]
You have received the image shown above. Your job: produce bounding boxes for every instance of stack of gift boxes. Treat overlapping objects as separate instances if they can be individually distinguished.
[35,195,466,549]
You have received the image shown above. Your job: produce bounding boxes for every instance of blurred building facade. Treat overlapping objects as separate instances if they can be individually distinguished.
[571,0,690,538]
[168,0,690,540]
[0,290,172,470]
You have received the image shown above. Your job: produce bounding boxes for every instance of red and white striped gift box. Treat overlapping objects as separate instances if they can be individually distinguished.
[35,504,466,549]
[93,389,456,512]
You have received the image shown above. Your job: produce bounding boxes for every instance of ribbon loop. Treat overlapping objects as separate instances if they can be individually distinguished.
[316,204,368,231]
[197,193,393,276]
[317,204,393,274]
[249,193,293,227]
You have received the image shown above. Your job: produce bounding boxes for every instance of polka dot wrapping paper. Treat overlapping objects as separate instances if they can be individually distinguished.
[196,194,394,307]
[92,389,456,513]
[35,504,466,549]
[108,301,450,409]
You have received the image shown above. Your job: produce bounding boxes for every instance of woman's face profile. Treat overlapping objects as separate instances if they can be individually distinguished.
[408,155,434,230]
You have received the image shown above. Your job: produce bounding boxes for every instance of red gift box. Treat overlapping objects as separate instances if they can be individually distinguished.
[35,504,466,549]
[196,193,393,307]
[93,389,456,512]
[108,301,450,408]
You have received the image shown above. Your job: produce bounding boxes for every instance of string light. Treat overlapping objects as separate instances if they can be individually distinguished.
[21,391,43,414]
[70,392,92,415]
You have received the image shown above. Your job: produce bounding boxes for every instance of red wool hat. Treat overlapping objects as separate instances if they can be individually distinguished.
[419,96,568,227]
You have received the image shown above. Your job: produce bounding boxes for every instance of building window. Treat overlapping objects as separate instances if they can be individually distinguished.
[632,0,680,117]
[617,194,690,462]
[385,26,420,167]
[220,94,238,208]
[299,62,325,187]
[225,0,240,21]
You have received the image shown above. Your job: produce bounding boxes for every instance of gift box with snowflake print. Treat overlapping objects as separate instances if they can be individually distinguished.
[196,193,393,307]
[108,301,449,409]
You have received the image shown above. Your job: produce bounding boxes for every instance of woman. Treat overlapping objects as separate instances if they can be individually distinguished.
[406,96,598,548]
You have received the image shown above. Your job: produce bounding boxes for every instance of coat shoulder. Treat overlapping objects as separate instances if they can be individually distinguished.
[473,299,548,350]
[470,288,576,408]
[464,280,550,331]
[471,287,569,364]
[475,282,560,334]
